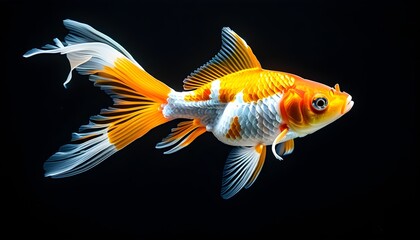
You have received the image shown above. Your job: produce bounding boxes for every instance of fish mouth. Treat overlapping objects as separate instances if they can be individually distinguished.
[342,95,354,114]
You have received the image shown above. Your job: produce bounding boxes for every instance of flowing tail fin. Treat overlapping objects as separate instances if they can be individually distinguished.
[24,19,172,178]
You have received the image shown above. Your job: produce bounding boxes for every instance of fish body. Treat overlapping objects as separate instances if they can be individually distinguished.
[24,20,353,199]
[165,69,295,147]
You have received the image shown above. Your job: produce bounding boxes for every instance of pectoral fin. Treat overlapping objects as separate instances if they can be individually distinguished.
[221,144,266,199]
[276,139,294,156]
[271,128,289,160]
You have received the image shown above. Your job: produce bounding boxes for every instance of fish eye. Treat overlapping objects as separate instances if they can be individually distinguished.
[312,96,328,111]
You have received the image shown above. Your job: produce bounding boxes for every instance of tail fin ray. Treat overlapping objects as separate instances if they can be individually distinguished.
[62,19,140,66]
[24,20,172,178]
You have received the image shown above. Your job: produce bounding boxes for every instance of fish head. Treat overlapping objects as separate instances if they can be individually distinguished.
[280,79,354,135]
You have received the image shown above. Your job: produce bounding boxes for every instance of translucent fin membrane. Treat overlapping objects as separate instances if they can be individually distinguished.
[156,119,206,154]
[44,126,117,178]
[24,19,171,177]
[221,144,266,199]
[275,139,294,156]
[63,19,141,67]
[183,27,261,90]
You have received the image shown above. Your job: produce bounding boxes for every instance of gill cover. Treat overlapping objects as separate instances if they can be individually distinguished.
[280,88,306,131]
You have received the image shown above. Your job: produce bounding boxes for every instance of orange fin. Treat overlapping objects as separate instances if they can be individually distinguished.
[221,144,267,199]
[245,144,267,189]
[183,27,261,90]
[156,119,206,154]
[24,20,171,178]
[276,139,295,156]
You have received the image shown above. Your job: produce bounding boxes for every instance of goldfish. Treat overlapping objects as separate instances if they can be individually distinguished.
[23,19,354,199]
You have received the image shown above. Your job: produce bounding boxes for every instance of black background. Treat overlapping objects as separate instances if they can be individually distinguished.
[3,1,417,239]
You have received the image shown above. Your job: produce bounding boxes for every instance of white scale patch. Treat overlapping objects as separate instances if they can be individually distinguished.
[210,79,220,100]
[162,89,224,126]
[213,93,284,146]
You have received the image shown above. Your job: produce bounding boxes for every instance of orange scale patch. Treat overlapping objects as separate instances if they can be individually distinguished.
[226,116,242,140]
[184,83,211,101]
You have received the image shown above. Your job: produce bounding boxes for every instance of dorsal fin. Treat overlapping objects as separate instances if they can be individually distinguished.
[183,27,262,90]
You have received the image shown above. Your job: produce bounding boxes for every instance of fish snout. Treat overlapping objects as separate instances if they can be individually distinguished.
[342,95,354,114]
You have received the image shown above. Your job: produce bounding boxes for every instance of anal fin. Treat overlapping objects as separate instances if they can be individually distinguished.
[156,119,206,154]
